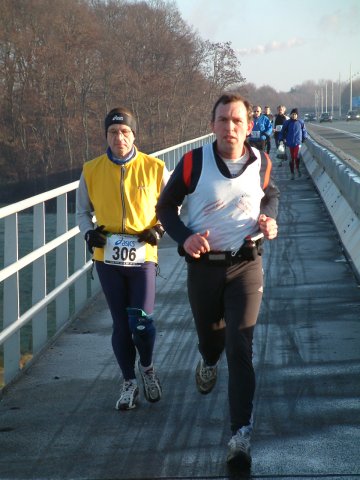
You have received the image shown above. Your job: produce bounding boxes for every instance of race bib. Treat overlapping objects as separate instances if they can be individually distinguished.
[251,130,260,139]
[275,125,283,132]
[104,234,146,267]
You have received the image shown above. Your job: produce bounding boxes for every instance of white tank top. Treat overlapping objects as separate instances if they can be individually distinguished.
[187,143,264,251]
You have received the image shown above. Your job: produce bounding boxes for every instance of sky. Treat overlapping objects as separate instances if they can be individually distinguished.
[173,0,360,92]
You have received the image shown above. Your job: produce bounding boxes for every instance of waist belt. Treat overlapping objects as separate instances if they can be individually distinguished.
[196,251,244,265]
[185,238,263,265]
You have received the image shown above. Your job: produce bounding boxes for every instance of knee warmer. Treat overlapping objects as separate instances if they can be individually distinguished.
[126,307,156,341]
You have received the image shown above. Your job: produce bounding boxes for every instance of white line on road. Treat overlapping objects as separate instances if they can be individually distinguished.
[313,124,360,140]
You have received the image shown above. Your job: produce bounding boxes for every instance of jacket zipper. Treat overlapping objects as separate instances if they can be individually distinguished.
[120,165,126,232]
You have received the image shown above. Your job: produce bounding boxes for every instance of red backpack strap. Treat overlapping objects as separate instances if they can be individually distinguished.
[183,151,193,188]
[261,151,272,190]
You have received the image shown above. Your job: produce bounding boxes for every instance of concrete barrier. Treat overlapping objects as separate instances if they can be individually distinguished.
[301,139,360,280]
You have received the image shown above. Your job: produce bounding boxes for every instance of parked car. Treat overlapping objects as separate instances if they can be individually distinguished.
[319,112,333,123]
[346,110,360,121]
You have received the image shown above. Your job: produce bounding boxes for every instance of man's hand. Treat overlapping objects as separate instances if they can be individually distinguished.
[138,225,165,246]
[85,225,107,254]
[258,214,278,240]
[183,230,210,258]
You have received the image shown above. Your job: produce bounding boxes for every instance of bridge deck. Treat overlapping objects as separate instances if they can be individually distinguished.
[1,158,360,480]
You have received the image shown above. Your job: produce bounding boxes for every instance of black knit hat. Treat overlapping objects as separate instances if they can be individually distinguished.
[104,108,137,136]
[290,108,299,115]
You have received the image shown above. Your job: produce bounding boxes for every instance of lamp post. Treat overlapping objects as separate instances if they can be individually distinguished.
[348,64,360,111]
[315,90,320,118]
[321,88,323,114]
[350,64,352,110]
[338,73,341,119]
[325,82,328,112]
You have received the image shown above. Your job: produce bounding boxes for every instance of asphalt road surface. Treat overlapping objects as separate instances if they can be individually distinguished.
[306,120,360,172]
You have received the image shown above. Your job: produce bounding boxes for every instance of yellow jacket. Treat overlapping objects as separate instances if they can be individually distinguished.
[83,149,165,263]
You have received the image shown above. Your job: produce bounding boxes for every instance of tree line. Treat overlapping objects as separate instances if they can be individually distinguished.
[0,0,245,185]
[1,0,359,190]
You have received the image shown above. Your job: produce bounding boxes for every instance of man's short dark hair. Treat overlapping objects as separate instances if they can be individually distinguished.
[211,93,253,123]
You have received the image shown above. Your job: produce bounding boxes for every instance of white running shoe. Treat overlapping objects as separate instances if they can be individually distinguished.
[138,361,162,403]
[115,380,139,410]
[227,426,252,469]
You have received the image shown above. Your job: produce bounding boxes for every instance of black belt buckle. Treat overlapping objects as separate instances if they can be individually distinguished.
[188,252,231,265]
[208,253,226,261]
[208,251,242,265]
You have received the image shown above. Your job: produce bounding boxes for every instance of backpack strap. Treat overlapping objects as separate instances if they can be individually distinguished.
[183,151,193,188]
[183,146,271,190]
[260,151,272,190]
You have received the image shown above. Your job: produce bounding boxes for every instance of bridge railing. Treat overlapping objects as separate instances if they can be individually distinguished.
[302,137,360,279]
[0,134,214,388]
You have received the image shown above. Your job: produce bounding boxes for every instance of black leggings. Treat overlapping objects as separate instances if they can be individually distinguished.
[187,256,263,432]
[96,261,156,380]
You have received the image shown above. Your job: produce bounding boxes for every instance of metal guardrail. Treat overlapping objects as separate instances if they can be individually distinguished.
[302,136,360,280]
[305,136,360,217]
[0,134,214,388]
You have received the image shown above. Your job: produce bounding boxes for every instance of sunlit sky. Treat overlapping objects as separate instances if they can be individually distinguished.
[172,0,360,92]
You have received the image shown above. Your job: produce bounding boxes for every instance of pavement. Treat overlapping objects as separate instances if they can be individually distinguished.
[1,153,360,480]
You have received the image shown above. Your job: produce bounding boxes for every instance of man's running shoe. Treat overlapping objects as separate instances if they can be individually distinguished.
[138,361,162,403]
[226,426,252,470]
[195,358,218,394]
[115,380,139,410]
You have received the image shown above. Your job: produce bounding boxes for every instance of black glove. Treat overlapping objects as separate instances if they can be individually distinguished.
[137,225,165,246]
[85,225,107,254]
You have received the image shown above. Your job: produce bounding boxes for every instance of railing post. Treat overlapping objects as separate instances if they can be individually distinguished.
[55,194,69,328]
[74,234,88,312]
[32,203,47,354]
[3,214,20,383]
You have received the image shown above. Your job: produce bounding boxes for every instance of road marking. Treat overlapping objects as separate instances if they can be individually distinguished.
[312,124,360,140]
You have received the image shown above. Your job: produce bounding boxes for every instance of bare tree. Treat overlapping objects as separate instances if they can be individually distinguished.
[202,41,246,103]
[0,0,247,187]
